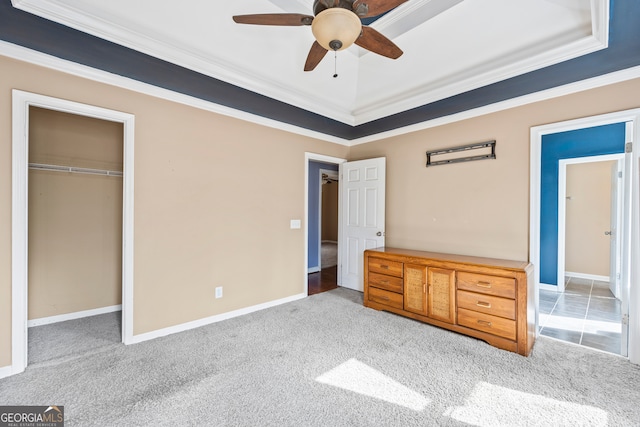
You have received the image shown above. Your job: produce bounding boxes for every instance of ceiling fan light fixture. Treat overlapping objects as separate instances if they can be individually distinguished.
[311,8,362,51]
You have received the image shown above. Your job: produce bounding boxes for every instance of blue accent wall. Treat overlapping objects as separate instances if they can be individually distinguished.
[539,123,625,285]
[308,161,339,270]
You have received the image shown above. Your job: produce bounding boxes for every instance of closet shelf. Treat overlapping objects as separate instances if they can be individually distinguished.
[29,162,123,177]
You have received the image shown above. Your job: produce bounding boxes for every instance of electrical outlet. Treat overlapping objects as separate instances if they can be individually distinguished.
[215,286,223,299]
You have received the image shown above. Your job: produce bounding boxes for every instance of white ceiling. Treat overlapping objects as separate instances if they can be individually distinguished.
[13,0,607,126]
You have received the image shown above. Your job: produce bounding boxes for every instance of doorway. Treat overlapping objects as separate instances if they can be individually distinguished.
[27,106,124,364]
[530,109,640,364]
[539,155,625,354]
[10,90,135,377]
[306,157,343,295]
[304,154,387,295]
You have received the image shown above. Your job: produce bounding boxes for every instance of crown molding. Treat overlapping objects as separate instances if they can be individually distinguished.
[0,41,352,146]
[3,40,639,147]
[11,0,357,125]
[350,65,640,146]
[352,0,609,123]
[12,0,608,127]
[353,30,607,124]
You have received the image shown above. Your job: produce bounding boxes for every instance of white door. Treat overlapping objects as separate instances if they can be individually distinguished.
[609,160,623,299]
[338,158,386,291]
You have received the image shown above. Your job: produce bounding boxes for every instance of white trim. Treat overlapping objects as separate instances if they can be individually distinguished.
[307,267,321,274]
[629,120,640,364]
[530,108,640,364]
[305,153,347,295]
[2,41,640,146]
[539,283,561,293]
[12,0,609,126]
[27,305,122,328]
[128,293,306,344]
[350,66,640,146]
[0,365,14,380]
[565,272,611,282]
[0,41,350,147]
[354,32,608,125]
[558,153,624,292]
[10,90,135,377]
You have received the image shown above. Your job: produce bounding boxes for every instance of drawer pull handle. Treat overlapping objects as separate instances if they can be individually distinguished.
[380,265,389,269]
[477,320,492,327]
[380,296,390,301]
[476,281,492,288]
[381,280,389,284]
[476,301,492,308]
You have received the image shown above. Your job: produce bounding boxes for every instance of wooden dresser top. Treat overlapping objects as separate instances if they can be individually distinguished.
[365,247,531,272]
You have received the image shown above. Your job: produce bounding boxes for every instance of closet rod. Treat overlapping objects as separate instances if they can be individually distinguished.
[28,162,123,177]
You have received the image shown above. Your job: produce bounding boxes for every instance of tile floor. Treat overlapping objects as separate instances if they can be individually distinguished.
[539,277,623,354]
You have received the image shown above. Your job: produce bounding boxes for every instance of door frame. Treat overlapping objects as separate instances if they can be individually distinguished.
[530,108,640,364]
[557,153,625,292]
[304,153,346,294]
[10,90,135,377]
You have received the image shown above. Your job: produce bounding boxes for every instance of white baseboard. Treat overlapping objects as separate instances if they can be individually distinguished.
[0,365,15,380]
[128,293,307,345]
[565,271,610,282]
[539,283,560,292]
[27,304,122,327]
[308,267,320,274]
[321,240,338,244]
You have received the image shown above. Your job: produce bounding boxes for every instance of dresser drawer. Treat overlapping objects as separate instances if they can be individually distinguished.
[458,308,516,341]
[457,272,516,299]
[457,290,516,320]
[368,257,403,278]
[368,286,403,310]
[369,272,403,293]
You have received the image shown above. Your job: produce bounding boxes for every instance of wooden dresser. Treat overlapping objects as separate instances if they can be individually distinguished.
[364,247,535,356]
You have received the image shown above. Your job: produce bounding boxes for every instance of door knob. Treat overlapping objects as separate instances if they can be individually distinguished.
[376,231,383,236]
[605,231,612,236]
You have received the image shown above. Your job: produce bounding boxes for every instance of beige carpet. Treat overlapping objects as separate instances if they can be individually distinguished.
[3,288,640,426]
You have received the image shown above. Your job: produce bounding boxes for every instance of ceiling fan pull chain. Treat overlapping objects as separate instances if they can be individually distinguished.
[333,51,338,78]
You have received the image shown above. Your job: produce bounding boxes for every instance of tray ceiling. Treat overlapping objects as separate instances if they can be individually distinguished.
[11,0,605,126]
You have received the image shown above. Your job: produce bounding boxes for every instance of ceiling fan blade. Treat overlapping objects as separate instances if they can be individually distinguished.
[352,0,408,18]
[355,26,403,59]
[232,14,314,26]
[304,41,328,71]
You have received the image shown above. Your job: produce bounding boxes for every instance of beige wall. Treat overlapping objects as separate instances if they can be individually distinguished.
[350,78,640,262]
[0,55,348,368]
[565,161,615,277]
[28,107,124,319]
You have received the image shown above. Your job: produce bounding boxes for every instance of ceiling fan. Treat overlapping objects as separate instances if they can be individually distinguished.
[233,0,407,72]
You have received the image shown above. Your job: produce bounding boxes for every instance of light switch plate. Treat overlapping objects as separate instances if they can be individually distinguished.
[290,219,301,229]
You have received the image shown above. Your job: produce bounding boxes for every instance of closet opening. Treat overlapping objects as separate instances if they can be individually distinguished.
[10,89,137,376]
[27,106,124,364]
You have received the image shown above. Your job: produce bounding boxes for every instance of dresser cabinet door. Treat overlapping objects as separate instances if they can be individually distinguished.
[403,264,427,315]
[428,267,456,323]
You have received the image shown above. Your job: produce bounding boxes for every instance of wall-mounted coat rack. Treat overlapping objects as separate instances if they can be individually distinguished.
[426,140,496,167]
